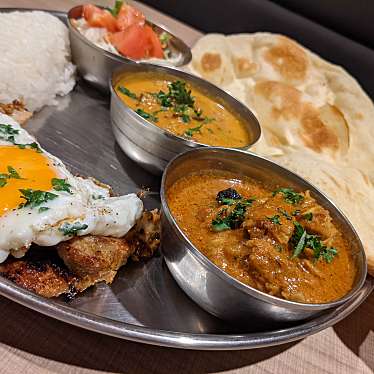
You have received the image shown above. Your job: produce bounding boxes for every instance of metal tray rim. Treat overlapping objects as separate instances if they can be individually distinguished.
[0,7,372,351]
[0,275,372,350]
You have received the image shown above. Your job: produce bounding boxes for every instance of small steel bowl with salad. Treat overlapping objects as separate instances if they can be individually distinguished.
[68,1,192,91]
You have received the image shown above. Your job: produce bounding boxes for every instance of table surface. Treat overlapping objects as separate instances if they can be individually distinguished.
[0,1,373,373]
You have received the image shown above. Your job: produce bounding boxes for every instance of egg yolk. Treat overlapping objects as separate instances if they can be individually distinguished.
[0,146,58,216]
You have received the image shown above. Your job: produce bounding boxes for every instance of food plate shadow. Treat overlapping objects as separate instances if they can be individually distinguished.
[70,254,242,334]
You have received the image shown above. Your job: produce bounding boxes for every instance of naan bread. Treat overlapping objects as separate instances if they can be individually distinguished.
[188,33,374,274]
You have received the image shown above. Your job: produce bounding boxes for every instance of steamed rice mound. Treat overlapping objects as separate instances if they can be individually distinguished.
[0,11,76,112]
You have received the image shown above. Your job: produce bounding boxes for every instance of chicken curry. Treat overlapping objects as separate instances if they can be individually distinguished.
[167,171,357,304]
[115,74,251,147]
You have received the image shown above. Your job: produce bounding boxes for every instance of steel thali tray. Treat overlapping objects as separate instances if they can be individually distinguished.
[0,9,372,350]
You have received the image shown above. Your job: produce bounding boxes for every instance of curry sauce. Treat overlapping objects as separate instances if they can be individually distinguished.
[167,171,357,304]
[115,74,251,147]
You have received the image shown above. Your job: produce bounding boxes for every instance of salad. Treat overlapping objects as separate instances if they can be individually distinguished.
[73,1,172,60]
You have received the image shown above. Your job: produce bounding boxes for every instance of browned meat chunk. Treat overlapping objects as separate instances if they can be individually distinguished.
[243,238,320,302]
[57,236,133,289]
[299,193,337,239]
[244,198,294,245]
[126,209,161,260]
[0,257,76,298]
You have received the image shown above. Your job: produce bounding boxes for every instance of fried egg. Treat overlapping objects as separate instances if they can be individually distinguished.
[0,113,143,262]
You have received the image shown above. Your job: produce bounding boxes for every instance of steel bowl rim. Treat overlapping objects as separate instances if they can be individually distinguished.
[109,63,262,151]
[160,146,367,311]
[67,5,192,67]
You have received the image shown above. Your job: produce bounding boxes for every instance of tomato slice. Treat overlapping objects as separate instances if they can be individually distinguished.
[109,24,165,60]
[116,4,145,31]
[109,25,147,59]
[144,25,164,59]
[82,4,118,32]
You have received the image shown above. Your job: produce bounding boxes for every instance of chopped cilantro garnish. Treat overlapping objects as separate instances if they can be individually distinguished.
[302,212,313,221]
[118,86,138,100]
[109,0,123,16]
[7,166,21,179]
[38,207,50,213]
[18,189,58,209]
[184,125,202,137]
[0,166,23,188]
[136,108,159,122]
[52,178,72,194]
[267,214,281,225]
[181,114,190,123]
[212,189,255,231]
[212,202,248,231]
[144,80,216,135]
[59,222,88,236]
[202,117,215,124]
[321,247,338,263]
[168,80,195,107]
[153,90,171,107]
[0,124,42,152]
[273,187,304,205]
[0,124,19,143]
[16,142,42,153]
[292,209,301,216]
[278,208,292,220]
[290,222,338,263]
[0,124,19,135]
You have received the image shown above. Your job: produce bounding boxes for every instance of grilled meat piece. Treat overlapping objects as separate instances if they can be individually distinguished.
[299,193,337,240]
[0,250,76,298]
[243,197,294,245]
[57,236,133,290]
[126,209,161,260]
[0,209,160,298]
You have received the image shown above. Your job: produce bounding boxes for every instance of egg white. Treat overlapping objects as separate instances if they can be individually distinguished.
[0,113,143,262]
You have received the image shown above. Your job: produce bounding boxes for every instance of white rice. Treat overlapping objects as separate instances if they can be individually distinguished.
[0,11,76,112]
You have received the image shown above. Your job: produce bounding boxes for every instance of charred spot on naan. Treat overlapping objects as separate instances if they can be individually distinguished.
[264,36,308,83]
[253,81,349,155]
[299,104,349,155]
[232,57,258,78]
[201,52,222,72]
[254,81,303,120]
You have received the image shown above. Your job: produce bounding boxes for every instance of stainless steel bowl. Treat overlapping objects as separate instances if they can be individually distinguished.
[67,5,192,92]
[160,147,367,326]
[110,63,261,175]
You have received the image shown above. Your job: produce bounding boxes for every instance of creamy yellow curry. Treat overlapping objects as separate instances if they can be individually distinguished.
[167,171,357,304]
[115,74,251,147]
